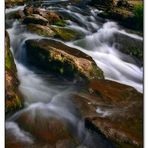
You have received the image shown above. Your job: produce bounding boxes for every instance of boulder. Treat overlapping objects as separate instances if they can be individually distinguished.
[52,26,83,41]
[112,32,143,61]
[27,24,55,37]
[25,39,104,81]
[23,14,48,25]
[5,31,23,114]
[73,79,143,148]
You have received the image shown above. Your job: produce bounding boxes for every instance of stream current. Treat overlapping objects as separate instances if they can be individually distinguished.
[5,1,143,147]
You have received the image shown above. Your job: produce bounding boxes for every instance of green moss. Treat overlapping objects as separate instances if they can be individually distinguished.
[53,20,66,27]
[60,68,64,74]
[6,92,23,113]
[5,47,16,71]
[53,27,81,41]
[92,63,104,79]
[133,4,143,30]
[27,24,55,37]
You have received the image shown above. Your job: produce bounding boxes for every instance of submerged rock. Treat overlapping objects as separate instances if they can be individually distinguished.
[14,110,78,147]
[73,79,143,148]
[25,39,104,81]
[5,31,23,114]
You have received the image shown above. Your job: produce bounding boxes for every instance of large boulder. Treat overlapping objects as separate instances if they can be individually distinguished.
[25,39,104,81]
[5,31,23,114]
[73,79,143,148]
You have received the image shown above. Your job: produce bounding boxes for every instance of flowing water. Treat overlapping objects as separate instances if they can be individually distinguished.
[5,1,143,147]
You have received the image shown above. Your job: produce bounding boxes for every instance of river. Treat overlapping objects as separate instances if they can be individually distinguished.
[5,1,143,147]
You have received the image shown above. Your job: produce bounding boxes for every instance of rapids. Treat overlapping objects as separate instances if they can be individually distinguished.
[5,1,143,147]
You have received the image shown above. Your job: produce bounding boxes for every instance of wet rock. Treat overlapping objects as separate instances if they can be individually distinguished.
[15,10,26,19]
[15,110,78,147]
[95,0,143,31]
[27,24,55,37]
[23,14,48,25]
[23,5,34,16]
[6,10,25,21]
[111,32,143,61]
[25,39,104,81]
[5,0,25,8]
[73,79,143,148]
[52,26,83,41]
[5,31,23,114]
[24,6,64,25]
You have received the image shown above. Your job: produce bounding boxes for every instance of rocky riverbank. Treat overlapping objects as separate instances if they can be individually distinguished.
[89,0,143,31]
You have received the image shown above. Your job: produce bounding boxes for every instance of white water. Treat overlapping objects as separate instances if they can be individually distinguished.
[5,3,143,147]
[66,21,143,92]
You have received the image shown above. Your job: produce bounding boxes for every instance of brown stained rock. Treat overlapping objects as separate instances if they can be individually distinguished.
[72,79,143,148]
[23,14,48,25]
[25,39,104,81]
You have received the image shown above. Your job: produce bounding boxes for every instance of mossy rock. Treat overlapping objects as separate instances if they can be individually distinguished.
[27,24,55,37]
[5,31,23,115]
[52,26,83,41]
[53,19,66,27]
[25,39,104,81]
[112,32,143,61]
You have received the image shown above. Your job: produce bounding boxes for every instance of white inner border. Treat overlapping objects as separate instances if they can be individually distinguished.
[0,0,5,147]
